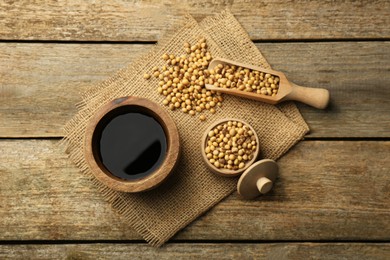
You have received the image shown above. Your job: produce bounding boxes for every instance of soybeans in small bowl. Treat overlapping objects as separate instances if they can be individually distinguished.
[201,118,260,177]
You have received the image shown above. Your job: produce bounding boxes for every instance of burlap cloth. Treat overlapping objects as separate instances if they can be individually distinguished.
[63,10,309,246]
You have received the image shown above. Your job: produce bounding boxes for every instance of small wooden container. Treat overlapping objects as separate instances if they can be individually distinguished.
[201,118,260,177]
[84,96,180,193]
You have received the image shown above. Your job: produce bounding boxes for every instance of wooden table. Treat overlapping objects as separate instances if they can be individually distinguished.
[1,1,389,258]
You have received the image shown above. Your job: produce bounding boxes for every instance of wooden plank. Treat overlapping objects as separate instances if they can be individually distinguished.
[0,43,146,137]
[1,42,389,138]
[0,140,389,241]
[0,1,389,41]
[0,243,389,259]
[259,42,390,138]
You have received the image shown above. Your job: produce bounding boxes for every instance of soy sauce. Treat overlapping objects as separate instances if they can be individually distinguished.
[94,107,167,180]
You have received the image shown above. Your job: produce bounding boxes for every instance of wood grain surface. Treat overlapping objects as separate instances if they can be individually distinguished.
[0,0,389,41]
[1,42,389,138]
[1,0,389,257]
[1,140,389,241]
[0,243,389,259]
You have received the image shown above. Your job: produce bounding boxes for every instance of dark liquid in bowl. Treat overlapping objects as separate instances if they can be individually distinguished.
[94,108,167,180]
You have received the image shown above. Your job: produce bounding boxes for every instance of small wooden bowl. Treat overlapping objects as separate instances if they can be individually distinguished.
[84,96,180,193]
[201,118,260,177]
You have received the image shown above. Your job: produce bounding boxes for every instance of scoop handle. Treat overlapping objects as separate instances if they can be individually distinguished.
[284,83,330,109]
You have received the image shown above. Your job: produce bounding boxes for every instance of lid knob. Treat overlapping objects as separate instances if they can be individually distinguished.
[256,177,273,194]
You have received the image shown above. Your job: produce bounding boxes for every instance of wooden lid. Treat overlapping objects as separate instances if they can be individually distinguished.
[84,96,180,193]
[237,159,278,199]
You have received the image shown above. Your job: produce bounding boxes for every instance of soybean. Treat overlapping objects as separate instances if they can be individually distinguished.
[204,121,257,171]
[145,37,224,121]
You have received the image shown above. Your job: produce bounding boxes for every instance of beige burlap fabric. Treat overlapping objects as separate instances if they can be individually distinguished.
[63,10,309,246]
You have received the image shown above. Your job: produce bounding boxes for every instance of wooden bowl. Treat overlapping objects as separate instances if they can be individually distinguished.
[84,96,180,193]
[201,118,260,177]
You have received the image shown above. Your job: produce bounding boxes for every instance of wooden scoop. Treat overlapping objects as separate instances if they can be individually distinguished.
[205,58,330,109]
